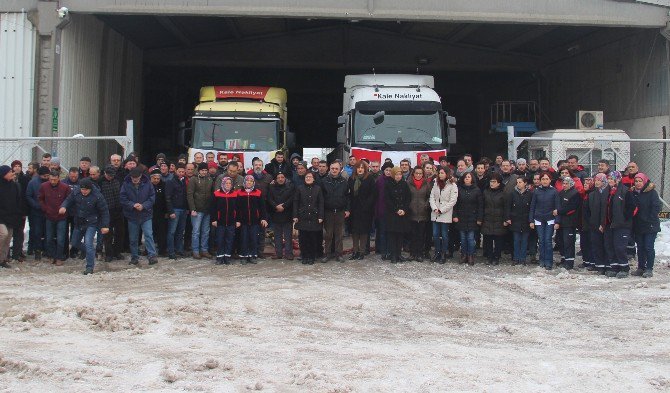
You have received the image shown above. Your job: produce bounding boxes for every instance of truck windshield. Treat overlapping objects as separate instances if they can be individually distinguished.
[353,110,442,146]
[192,119,279,151]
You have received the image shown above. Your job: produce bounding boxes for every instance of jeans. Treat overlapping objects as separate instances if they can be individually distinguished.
[167,209,187,255]
[375,218,388,255]
[512,231,529,262]
[190,212,210,254]
[240,224,259,257]
[272,222,293,257]
[45,219,67,260]
[459,230,476,256]
[215,224,236,257]
[635,232,657,271]
[128,219,157,259]
[604,227,631,272]
[536,223,554,268]
[432,222,449,254]
[71,225,97,270]
[28,211,45,252]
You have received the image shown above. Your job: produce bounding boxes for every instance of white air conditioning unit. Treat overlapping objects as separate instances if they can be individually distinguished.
[577,110,604,130]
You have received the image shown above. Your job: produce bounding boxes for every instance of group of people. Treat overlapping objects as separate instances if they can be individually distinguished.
[0,149,662,278]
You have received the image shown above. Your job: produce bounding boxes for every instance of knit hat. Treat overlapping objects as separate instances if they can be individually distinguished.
[51,157,61,166]
[149,168,161,177]
[38,166,51,176]
[156,153,166,160]
[10,160,22,168]
[381,162,394,172]
[79,178,93,189]
[207,161,218,170]
[634,172,650,185]
[197,162,208,171]
[608,170,622,183]
[562,176,575,188]
[177,153,187,161]
[0,165,11,178]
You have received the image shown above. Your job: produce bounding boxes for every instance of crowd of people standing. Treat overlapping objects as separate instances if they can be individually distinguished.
[0,149,662,278]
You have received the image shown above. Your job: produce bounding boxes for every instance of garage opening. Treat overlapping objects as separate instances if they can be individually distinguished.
[95,14,653,163]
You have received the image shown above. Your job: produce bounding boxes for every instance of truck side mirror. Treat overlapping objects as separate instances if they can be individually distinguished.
[337,115,347,125]
[446,114,456,127]
[447,127,457,144]
[337,127,346,144]
[286,131,296,148]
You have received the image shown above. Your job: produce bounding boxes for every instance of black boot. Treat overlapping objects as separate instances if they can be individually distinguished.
[431,252,440,262]
[439,254,447,264]
[349,252,359,260]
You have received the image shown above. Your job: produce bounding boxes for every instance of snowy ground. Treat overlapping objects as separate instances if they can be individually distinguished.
[1,241,670,392]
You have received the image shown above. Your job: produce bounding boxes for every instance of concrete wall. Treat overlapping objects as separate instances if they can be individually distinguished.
[57,14,142,167]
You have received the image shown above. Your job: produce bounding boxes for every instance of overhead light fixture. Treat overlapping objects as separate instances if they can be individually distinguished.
[416,57,430,65]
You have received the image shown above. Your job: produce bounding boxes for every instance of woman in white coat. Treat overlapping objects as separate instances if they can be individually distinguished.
[429,167,459,263]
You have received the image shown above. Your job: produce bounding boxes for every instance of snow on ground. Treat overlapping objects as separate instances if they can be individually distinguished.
[655,221,670,258]
[1,248,669,392]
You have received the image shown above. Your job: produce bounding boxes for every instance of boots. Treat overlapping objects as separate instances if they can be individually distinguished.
[439,254,447,264]
[460,253,467,264]
[467,255,475,266]
[431,252,441,262]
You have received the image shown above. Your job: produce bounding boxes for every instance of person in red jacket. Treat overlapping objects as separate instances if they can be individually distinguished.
[38,170,71,264]
[211,177,238,265]
[236,175,268,263]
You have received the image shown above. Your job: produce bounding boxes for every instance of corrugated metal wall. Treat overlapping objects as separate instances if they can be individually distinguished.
[58,14,142,168]
[0,12,36,164]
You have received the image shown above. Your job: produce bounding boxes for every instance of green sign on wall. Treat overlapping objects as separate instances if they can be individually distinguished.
[52,107,58,133]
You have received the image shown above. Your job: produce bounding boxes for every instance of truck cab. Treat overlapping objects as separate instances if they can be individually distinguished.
[334,74,456,166]
[181,86,294,171]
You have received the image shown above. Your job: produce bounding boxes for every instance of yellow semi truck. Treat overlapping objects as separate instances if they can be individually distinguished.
[180,86,293,170]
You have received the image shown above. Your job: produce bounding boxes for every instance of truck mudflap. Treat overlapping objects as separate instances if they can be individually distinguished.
[350,147,446,167]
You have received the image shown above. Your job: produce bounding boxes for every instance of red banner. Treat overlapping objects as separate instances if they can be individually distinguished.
[214,86,269,99]
[351,147,383,163]
[416,150,447,165]
[216,151,244,163]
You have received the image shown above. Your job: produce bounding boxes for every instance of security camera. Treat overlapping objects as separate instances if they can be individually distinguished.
[57,7,69,18]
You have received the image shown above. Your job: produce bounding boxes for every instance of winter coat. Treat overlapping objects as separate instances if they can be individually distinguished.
[26,176,46,215]
[165,176,188,213]
[264,158,291,179]
[453,184,483,232]
[429,181,458,223]
[500,172,518,195]
[384,179,411,233]
[505,187,532,233]
[557,187,582,228]
[606,185,635,230]
[236,188,267,225]
[0,178,22,229]
[267,181,295,224]
[120,174,155,223]
[187,174,214,213]
[374,175,389,219]
[348,175,377,234]
[481,187,508,236]
[407,178,431,222]
[38,182,71,221]
[211,189,238,227]
[16,172,30,216]
[152,180,167,219]
[293,183,324,232]
[99,177,121,214]
[321,174,350,212]
[475,174,490,192]
[584,186,609,231]
[529,186,561,224]
[61,188,110,229]
[632,181,661,234]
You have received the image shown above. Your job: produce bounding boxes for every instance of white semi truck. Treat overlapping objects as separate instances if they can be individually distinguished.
[334,74,456,166]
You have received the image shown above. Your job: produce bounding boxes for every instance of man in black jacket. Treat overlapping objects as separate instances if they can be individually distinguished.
[267,172,295,259]
[150,168,168,257]
[165,163,189,258]
[100,166,124,262]
[320,161,349,263]
[11,160,30,262]
[0,165,22,268]
[264,151,291,179]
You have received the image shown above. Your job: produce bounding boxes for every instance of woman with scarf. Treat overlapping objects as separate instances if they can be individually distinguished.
[385,167,411,263]
[631,172,661,278]
[481,172,508,265]
[453,172,482,265]
[293,172,324,265]
[505,176,533,265]
[236,175,268,264]
[407,166,432,261]
[375,163,393,259]
[603,171,635,278]
[556,176,582,270]
[529,172,561,270]
[584,173,610,273]
[347,161,376,260]
[211,177,238,265]
[429,167,458,263]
